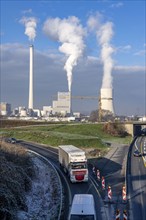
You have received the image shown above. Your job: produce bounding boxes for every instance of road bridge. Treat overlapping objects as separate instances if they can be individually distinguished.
[124,121,146,136]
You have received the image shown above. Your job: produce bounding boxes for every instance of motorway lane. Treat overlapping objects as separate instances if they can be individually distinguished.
[93,144,129,200]
[20,141,105,220]
[20,140,132,220]
[95,144,129,218]
[20,141,58,161]
[68,177,106,220]
[130,136,146,220]
[20,140,131,219]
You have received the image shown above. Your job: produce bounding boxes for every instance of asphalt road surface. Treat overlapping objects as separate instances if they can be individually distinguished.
[20,141,104,219]
[128,136,146,220]
[19,140,130,220]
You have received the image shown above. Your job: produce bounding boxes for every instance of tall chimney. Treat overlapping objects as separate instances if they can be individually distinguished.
[69,91,72,115]
[28,45,33,109]
[100,88,114,114]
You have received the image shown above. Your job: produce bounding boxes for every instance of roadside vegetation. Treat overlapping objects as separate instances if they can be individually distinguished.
[0,140,35,220]
[0,118,49,128]
[0,121,131,155]
[0,120,131,219]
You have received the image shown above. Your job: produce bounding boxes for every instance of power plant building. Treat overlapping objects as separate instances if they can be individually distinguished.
[0,102,11,116]
[52,92,71,115]
[43,106,52,116]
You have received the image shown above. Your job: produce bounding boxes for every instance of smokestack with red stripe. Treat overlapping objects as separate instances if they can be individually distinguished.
[28,45,34,109]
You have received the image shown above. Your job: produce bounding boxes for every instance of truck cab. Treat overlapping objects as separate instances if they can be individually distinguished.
[69,161,88,182]
[59,145,88,183]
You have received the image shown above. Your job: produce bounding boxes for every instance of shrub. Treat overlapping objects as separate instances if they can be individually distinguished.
[0,142,35,219]
[102,122,128,137]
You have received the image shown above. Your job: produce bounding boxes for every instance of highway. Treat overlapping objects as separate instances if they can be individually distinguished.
[128,136,146,220]
[18,134,146,220]
[19,141,106,219]
[19,140,130,220]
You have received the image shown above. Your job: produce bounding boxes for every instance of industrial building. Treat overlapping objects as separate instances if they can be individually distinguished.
[0,102,11,116]
[27,45,115,118]
[52,92,71,116]
[1,45,116,120]
[19,106,27,117]
[42,106,52,116]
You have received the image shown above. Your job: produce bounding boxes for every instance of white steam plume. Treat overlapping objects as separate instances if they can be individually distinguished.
[20,17,38,41]
[43,16,85,92]
[87,13,115,88]
[98,22,114,88]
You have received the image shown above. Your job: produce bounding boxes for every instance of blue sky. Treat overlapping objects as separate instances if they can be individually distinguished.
[1,1,146,115]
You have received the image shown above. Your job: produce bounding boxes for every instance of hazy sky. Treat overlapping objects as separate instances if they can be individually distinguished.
[1,0,146,116]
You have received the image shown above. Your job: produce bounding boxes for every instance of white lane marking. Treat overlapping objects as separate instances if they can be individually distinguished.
[140,139,146,167]
[142,156,146,167]
[135,138,139,150]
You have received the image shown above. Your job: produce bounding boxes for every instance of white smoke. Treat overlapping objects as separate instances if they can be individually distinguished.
[20,17,37,41]
[98,22,114,88]
[87,13,115,88]
[43,16,85,92]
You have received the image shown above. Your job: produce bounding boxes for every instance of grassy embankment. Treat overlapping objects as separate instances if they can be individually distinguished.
[0,122,132,154]
[0,140,35,219]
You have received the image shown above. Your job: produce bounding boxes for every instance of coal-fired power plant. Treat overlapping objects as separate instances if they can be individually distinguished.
[26,44,115,117]
[100,88,114,114]
[28,45,34,109]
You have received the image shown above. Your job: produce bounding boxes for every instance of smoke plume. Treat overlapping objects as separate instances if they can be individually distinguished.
[20,17,38,41]
[87,13,114,88]
[43,16,85,92]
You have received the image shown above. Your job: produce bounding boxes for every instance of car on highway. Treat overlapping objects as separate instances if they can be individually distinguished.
[133,149,142,157]
[143,142,146,156]
[141,128,146,136]
[7,138,17,144]
[68,194,96,220]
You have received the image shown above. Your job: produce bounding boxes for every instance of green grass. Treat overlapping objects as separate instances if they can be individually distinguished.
[0,123,131,151]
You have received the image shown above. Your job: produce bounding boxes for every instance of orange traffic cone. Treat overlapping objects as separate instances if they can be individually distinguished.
[123,210,128,220]
[108,185,112,200]
[97,169,100,181]
[92,166,95,174]
[122,185,127,202]
[115,209,120,220]
[102,176,105,190]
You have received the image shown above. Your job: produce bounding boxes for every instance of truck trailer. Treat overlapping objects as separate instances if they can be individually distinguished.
[58,145,88,183]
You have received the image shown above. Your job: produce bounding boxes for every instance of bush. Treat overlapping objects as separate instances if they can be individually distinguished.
[102,122,128,137]
[0,142,35,219]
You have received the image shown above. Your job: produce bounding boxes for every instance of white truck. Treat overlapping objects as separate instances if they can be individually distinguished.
[58,145,88,183]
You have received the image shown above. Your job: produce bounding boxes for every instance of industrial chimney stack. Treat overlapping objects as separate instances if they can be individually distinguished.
[28,45,34,109]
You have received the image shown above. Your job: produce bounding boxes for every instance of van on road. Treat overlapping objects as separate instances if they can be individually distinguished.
[68,194,96,220]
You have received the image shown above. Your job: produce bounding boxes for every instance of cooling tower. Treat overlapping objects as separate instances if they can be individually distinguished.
[100,88,114,114]
[28,45,34,109]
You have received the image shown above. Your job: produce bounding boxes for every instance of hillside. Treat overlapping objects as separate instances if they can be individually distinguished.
[0,122,131,156]
[0,140,35,219]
